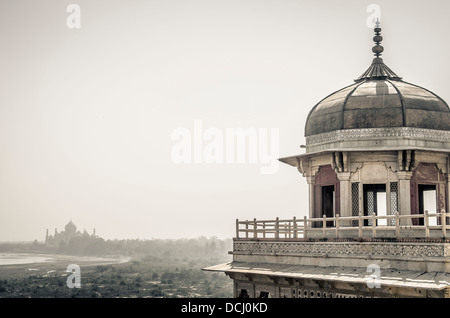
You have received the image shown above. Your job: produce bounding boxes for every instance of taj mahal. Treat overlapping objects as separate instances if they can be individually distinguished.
[45,220,96,248]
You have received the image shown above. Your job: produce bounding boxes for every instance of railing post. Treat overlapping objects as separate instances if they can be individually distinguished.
[253,218,257,238]
[263,222,266,239]
[358,212,363,238]
[395,212,400,238]
[303,216,308,239]
[245,220,248,239]
[293,216,297,239]
[442,210,447,238]
[275,217,279,239]
[236,219,239,239]
[336,214,340,239]
[372,213,376,237]
[322,215,326,237]
[424,210,430,238]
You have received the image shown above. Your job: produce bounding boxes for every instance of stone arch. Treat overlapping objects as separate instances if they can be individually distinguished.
[313,165,340,223]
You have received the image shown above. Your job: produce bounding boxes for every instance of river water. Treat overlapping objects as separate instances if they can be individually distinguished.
[0,253,54,266]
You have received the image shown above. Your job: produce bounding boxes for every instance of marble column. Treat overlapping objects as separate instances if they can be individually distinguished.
[337,172,352,227]
[397,171,413,225]
[306,176,315,219]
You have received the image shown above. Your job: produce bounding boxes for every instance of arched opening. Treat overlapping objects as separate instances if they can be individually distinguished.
[313,165,340,227]
[410,163,447,226]
[363,184,387,226]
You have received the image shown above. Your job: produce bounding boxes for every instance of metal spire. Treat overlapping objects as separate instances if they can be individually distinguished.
[372,18,384,58]
[355,20,402,82]
[375,18,380,29]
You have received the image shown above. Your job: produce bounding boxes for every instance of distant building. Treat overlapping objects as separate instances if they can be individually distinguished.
[45,220,96,248]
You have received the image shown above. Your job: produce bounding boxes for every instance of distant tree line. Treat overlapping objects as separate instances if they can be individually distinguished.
[0,236,232,258]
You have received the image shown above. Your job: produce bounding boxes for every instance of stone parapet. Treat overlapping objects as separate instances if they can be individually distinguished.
[232,239,450,272]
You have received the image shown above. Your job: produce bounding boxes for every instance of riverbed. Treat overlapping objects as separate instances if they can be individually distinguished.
[0,253,129,280]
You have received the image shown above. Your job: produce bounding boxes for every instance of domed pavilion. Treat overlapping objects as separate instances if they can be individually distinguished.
[281,22,450,230]
[205,22,450,298]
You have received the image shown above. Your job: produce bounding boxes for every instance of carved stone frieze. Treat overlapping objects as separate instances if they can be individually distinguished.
[306,127,450,146]
[234,241,449,258]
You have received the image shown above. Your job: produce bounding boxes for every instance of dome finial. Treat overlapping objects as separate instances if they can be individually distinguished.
[355,20,402,82]
[372,18,383,57]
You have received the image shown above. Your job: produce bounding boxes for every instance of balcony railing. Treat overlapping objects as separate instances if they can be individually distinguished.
[235,210,449,240]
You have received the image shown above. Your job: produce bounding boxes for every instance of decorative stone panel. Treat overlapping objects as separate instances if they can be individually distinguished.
[306,127,450,146]
[234,241,449,258]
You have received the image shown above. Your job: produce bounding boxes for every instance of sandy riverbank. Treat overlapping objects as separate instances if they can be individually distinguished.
[0,253,129,280]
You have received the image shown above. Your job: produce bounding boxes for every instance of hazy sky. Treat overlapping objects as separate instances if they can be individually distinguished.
[1,0,449,241]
